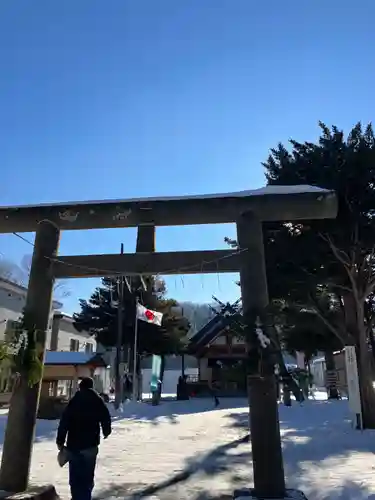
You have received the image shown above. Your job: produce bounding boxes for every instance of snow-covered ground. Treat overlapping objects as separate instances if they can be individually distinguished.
[0,393,374,499]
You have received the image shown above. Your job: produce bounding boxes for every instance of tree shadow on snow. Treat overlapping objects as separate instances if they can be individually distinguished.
[94,434,250,499]
[226,399,375,499]
[0,413,58,445]
[112,398,248,426]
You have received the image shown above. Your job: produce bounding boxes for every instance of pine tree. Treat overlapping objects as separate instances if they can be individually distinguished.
[260,122,375,427]
[226,123,375,419]
[73,277,189,356]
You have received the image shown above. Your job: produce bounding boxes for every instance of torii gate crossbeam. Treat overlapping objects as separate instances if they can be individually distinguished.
[0,186,337,498]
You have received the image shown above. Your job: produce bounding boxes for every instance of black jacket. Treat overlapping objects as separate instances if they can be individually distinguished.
[56,389,112,452]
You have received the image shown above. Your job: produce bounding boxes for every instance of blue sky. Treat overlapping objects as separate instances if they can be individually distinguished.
[0,0,374,313]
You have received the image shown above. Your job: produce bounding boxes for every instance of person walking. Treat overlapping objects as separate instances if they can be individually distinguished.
[209,380,220,408]
[56,377,112,500]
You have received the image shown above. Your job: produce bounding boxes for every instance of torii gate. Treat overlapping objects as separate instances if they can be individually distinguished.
[0,186,337,498]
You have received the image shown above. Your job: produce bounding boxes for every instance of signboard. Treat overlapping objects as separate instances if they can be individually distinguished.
[150,355,162,392]
[344,346,363,430]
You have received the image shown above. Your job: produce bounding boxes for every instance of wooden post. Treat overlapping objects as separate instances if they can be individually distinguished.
[0,220,60,492]
[236,211,286,499]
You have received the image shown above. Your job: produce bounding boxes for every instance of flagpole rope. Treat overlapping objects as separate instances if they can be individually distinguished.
[11,231,247,280]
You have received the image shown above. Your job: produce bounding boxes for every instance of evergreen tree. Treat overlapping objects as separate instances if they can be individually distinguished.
[260,122,375,427]
[73,277,189,356]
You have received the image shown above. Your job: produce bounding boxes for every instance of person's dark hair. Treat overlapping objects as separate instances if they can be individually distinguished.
[79,377,94,390]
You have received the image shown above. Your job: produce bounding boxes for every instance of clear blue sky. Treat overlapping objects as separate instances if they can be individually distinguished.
[0,0,374,314]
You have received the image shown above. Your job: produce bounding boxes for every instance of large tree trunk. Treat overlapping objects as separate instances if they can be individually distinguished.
[324,350,340,399]
[343,293,375,428]
[357,306,375,428]
[357,348,375,428]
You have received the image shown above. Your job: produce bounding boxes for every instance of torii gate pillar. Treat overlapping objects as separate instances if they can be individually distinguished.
[0,221,60,492]
[237,211,285,499]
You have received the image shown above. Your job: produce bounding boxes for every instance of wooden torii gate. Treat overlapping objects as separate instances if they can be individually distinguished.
[0,186,337,497]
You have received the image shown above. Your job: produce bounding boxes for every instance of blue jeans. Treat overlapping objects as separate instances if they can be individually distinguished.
[69,447,98,500]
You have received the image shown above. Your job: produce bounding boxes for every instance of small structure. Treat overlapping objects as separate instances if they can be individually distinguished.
[311,351,351,396]
[188,302,298,397]
[41,351,109,399]
[38,351,109,420]
[188,303,247,396]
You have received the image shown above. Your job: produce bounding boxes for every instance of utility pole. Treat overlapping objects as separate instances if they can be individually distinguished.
[114,243,124,410]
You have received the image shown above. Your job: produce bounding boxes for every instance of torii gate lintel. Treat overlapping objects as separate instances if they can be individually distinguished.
[0,187,337,496]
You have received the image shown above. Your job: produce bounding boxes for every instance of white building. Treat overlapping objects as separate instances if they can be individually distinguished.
[0,277,60,339]
[0,277,103,400]
[0,277,95,353]
[49,312,96,354]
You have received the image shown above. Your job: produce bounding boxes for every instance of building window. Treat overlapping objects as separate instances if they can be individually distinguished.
[85,343,94,354]
[70,339,79,352]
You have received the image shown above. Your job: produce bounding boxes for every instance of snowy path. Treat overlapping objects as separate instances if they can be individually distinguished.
[0,397,375,499]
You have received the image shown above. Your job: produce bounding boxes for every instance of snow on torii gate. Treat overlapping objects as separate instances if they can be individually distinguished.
[0,186,337,497]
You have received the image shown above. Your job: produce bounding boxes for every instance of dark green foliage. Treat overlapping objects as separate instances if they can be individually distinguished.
[4,313,44,386]
[260,122,375,426]
[226,123,375,409]
[276,300,342,359]
[263,122,375,307]
[73,277,189,356]
[224,122,375,351]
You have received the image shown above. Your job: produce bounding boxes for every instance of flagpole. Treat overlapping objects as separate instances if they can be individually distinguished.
[132,297,139,401]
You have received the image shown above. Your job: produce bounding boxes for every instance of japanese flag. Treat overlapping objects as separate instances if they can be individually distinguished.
[136,303,163,326]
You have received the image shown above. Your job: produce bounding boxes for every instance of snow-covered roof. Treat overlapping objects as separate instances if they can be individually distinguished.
[44,351,106,366]
[0,185,332,209]
[54,311,75,322]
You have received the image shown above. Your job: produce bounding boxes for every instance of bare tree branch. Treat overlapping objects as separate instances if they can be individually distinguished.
[319,232,351,267]
[20,254,71,300]
[308,292,351,345]
[320,233,364,306]
[329,283,353,293]
[0,254,71,302]
[0,259,24,285]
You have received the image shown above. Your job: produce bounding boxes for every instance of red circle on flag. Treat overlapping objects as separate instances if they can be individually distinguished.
[145,309,155,321]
